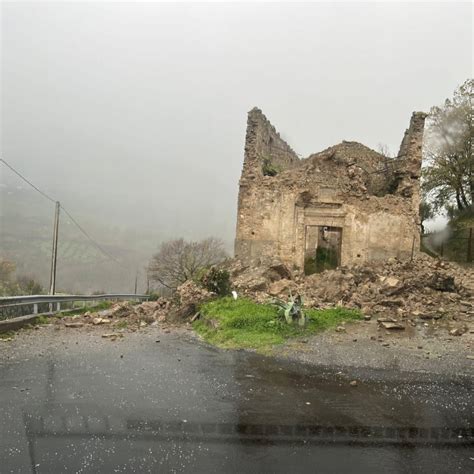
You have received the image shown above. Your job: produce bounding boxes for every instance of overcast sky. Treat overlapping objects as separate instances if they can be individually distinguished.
[1,2,472,245]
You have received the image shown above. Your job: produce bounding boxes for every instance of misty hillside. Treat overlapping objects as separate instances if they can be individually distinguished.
[0,184,161,293]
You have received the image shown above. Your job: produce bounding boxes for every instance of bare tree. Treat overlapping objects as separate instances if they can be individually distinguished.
[148,237,228,290]
[376,143,393,158]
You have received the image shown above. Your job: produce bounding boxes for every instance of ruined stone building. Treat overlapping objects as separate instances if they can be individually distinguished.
[235,108,426,274]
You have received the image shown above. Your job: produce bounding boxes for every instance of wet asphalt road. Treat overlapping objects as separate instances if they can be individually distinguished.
[0,328,473,473]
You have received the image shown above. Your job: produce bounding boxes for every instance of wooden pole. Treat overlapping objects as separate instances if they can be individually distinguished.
[49,201,60,295]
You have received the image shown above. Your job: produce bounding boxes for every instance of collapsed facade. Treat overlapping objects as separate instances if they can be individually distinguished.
[235,108,427,274]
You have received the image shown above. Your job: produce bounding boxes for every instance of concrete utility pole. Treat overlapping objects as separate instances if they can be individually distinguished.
[49,201,60,295]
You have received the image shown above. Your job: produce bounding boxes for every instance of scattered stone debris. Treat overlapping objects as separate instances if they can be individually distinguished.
[349,380,358,387]
[380,322,405,330]
[145,281,213,324]
[56,298,177,333]
[99,302,133,319]
[36,248,472,349]
[449,327,468,337]
[101,333,123,340]
[221,253,473,340]
[176,281,213,306]
[92,317,111,325]
[64,322,84,328]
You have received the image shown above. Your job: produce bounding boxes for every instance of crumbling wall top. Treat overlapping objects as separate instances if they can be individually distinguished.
[240,107,426,200]
[392,111,427,198]
[242,107,300,179]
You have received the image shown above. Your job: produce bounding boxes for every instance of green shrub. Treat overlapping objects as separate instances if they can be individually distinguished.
[199,267,231,296]
[305,247,339,275]
[34,315,51,325]
[262,157,281,177]
[145,292,161,301]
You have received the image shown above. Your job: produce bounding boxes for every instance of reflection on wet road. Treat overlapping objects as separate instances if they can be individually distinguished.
[0,332,472,473]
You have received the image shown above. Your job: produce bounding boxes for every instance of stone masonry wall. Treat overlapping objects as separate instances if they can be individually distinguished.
[234,108,426,271]
[242,108,300,178]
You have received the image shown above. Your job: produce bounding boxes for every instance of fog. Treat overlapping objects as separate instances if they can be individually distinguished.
[0,2,472,291]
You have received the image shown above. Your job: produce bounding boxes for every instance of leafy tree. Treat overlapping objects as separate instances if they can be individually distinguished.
[422,79,473,212]
[419,200,434,234]
[0,259,17,296]
[0,259,15,282]
[148,237,228,290]
[0,259,44,296]
[16,275,43,295]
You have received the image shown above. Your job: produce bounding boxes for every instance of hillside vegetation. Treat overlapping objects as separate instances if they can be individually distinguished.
[0,185,158,293]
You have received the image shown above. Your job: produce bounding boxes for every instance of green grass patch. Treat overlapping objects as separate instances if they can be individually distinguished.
[34,315,51,325]
[193,297,361,351]
[60,301,112,317]
[0,331,15,340]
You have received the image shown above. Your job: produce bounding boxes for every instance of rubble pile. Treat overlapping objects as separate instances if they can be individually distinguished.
[176,280,214,306]
[164,281,215,323]
[225,259,295,294]
[59,298,173,332]
[133,299,171,323]
[57,253,472,338]
[223,254,474,326]
[58,281,214,332]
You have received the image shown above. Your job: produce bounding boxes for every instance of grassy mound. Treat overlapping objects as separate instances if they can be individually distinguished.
[193,297,361,350]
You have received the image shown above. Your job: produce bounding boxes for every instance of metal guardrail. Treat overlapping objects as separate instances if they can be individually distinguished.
[0,294,149,305]
[0,294,150,320]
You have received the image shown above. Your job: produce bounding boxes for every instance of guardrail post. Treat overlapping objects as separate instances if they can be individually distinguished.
[33,304,38,314]
[49,303,53,313]
[56,302,61,312]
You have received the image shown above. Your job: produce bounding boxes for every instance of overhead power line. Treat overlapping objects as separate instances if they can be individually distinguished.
[0,157,127,269]
[0,158,56,203]
[60,206,126,268]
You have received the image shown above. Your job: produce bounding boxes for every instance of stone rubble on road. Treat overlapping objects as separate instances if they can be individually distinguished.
[59,298,176,333]
[221,253,473,340]
[52,252,472,346]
